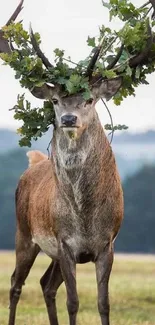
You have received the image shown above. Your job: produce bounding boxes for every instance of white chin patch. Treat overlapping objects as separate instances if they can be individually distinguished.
[63,128,78,139]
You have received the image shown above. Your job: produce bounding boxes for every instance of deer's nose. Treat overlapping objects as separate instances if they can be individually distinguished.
[61,114,77,127]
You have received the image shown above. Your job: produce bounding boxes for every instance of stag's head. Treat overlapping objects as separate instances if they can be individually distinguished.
[27,26,122,138]
[31,78,122,138]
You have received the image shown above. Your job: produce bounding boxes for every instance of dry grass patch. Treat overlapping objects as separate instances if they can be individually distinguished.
[0,252,155,325]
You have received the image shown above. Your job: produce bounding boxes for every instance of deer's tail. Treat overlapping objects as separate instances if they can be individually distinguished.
[26,150,48,167]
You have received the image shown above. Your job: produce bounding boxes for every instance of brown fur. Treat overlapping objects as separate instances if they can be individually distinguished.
[17,157,59,241]
[26,150,48,167]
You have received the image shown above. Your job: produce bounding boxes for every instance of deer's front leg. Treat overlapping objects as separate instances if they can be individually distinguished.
[59,240,79,325]
[95,243,114,325]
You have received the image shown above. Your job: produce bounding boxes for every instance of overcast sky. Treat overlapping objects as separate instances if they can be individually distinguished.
[0,0,155,132]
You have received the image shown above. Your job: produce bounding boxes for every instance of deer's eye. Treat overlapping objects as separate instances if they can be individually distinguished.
[85,98,93,105]
[52,98,58,105]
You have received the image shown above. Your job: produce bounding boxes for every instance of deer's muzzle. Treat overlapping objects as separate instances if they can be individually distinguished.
[61,114,77,128]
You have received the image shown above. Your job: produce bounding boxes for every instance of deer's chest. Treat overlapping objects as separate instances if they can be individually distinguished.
[32,235,58,259]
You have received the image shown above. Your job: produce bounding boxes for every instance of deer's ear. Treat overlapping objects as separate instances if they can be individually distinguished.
[31,83,55,99]
[92,77,122,101]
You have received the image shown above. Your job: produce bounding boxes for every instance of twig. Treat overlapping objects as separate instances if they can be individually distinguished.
[101,98,114,144]
[100,36,118,58]
[63,57,81,67]
[46,139,52,159]
[91,76,103,86]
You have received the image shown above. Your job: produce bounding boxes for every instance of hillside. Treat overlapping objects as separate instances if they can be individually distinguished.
[1,128,155,153]
[112,130,155,143]
[0,128,155,179]
[0,128,52,154]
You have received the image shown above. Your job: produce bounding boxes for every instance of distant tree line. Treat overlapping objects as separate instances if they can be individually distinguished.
[116,165,155,253]
[0,149,155,252]
[0,149,27,249]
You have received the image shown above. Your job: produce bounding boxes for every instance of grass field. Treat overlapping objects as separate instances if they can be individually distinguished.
[0,252,155,325]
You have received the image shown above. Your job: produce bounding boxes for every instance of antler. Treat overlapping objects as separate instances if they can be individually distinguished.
[0,30,11,54]
[0,1,54,71]
[6,0,24,26]
[90,19,155,87]
[106,44,124,70]
[149,0,155,18]
[29,24,54,70]
[85,47,102,78]
[0,0,24,54]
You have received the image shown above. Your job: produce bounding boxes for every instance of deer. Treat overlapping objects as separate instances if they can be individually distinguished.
[1,1,154,325]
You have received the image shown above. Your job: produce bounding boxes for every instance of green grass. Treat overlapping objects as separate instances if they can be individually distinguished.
[0,252,155,325]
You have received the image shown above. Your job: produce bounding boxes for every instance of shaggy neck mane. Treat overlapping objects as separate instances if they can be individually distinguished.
[52,112,112,183]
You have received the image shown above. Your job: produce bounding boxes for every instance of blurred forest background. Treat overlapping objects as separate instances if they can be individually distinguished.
[0,128,155,252]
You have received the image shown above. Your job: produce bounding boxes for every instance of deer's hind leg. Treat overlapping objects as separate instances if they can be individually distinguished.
[8,229,40,325]
[40,260,63,325]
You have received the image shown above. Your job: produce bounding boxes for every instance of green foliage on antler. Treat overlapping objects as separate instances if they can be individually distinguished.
[0,0,155,146]
[93,2,155,105]
[12,95,55,147]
